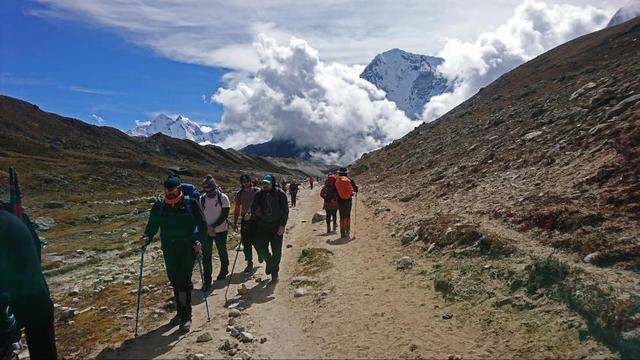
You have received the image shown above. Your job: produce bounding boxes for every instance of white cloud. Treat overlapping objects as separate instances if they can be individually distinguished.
[90,113,105,125]
[212,36,416,164]
[30,0,626,71]
[70,85,123,95]
[135,120,151,126]
[422,0,611,121]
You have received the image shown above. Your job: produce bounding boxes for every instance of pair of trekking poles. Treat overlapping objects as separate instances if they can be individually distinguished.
[134,245,211,337]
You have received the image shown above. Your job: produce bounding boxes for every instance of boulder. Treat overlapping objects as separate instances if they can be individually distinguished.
[583,252,601,264]
[228,309,242,318]
[569,82,597,100]
[196,332,213,343]
[312,211,326,223]
[607,94,640,119]
[34,217,56,231]
[401,230,418,245]
[396,256,413,270]
[43,201,65,209]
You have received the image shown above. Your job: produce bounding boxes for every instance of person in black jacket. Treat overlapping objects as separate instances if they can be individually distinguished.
[251,174,289,282]
[0,209,57,359]
[141,176,206,332]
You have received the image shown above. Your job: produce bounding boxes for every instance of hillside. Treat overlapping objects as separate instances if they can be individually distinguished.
[352,18,640,357]
[0,95,319,197]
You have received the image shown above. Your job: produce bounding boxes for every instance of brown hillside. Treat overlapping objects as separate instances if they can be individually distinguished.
[353,18,640,357]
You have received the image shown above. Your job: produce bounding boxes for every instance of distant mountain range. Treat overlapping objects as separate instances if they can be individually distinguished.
[360,48,451,119]
[128,113,225,145]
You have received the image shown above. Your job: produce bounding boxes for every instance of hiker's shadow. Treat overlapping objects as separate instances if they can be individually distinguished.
[228,280,275,310]
[95,323,185,359]
[327,236,354,246]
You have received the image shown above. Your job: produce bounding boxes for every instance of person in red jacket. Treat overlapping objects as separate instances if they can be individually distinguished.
[334,167,359,238]
[320,175,339,234]
[308,176,315,190]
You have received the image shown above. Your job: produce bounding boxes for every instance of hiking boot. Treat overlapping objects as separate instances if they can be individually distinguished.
[179,320,191,332]
[169,315,181,326]
[216,270,229,281]
[243,262,253,273]
[200,282,212,292]
[326,224,331,234]
[257,253,264,263]
[271,272,279,283]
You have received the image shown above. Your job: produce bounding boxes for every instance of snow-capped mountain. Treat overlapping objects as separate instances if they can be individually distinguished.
[360,48,451,119]
[128,114,224,144]
[607,1,640,27]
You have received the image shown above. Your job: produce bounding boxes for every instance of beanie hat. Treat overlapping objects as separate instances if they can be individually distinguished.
[164,176,181,188]
[203,175,217,188]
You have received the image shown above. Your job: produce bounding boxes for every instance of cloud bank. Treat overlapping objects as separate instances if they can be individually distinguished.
[30,0,624,71]
[422,0,610,121]
[213,36,416,164]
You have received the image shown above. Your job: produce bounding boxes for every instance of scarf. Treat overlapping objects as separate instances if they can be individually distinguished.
[164,192,184,207]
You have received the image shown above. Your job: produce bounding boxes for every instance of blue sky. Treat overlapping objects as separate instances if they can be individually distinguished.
[0,0,226,131]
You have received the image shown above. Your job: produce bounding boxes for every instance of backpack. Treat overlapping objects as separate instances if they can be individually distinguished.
[321,185,337,201]
[199,191,223,210]
[180,183,200,200]
[335,176,354,200]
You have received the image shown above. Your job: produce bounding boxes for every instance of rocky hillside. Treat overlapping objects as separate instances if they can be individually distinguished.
[352,18,640,357]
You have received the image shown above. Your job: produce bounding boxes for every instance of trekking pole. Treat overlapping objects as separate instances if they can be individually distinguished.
[197,254,211,321]
[224,239,242,305]
[134,246,146,337]
[353,193,358,240]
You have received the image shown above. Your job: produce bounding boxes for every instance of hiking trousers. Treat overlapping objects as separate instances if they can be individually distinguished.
[290,192,297,207]
[337,198,353,235]
[326,208,337,231]
[203,231,229,285]
[240,220,255,263]
[161,240,195,320]
[254,222,284,275]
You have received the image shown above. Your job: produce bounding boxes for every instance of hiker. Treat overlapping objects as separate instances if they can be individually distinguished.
[281,178,288,192]
[335,167,359,238]
[320,174,338,234]
[251,174,289,282]
[141,176,206,332]
[308,176,315,190]
[289,181,299,207]
[0,201,42,260]
[233,174,262,273]
[200,175,231,288]
[1,209,58,360]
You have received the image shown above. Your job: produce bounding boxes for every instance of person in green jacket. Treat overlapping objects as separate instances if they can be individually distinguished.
[141,176,206,332]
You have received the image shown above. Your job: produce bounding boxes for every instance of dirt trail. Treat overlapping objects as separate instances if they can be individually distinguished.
[95,187,514,359]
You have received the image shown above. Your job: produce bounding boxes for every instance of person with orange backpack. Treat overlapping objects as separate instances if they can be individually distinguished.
[320,174,338,234]
[334,167,358,238]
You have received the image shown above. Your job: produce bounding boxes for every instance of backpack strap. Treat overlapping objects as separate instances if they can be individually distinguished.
[183,195,192,216]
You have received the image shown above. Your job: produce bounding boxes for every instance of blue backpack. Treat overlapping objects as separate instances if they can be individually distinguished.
[180,183,201,200]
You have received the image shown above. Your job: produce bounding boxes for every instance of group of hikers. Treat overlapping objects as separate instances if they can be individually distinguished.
[0,166,359,359]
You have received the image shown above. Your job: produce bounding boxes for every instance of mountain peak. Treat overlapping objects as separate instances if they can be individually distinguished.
[361,49,451,119]
[128,114,224,144]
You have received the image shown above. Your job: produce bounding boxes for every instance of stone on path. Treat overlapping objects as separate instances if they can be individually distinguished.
[294,288,307,297]
[237,284,248,296]
[396,256,413,270]
[196,332,213,343]
[312,211,326,223]
[240,331,255,343]
[229,309,241,318]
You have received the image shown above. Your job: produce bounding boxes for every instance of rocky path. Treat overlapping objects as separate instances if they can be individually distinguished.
[93,187,546,359]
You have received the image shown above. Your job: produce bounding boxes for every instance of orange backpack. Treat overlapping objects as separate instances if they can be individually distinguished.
[335,176,354,200]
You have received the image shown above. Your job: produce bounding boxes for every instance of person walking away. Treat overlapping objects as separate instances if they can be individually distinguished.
[199,175,231,289]
[0,210,57,359]
[141,176,206,332]
[320,175,338,234]
[308,176,315,190]
[289,181,299,207]
[251,174,289,282]
[232,174,261,273]
[334,167,359,239]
